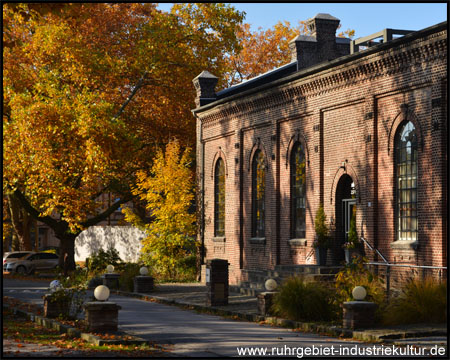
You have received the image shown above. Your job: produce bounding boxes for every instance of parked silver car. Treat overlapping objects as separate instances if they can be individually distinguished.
[6,252,59,274]
[3,251,35,271]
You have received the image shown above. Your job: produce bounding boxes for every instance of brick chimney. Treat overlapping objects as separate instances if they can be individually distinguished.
[289,13,351,70]
[193,71,218,107]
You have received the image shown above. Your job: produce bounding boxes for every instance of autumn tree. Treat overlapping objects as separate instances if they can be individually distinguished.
[3,3,244,269]
[123,140,196,279]
[225,20,355,86]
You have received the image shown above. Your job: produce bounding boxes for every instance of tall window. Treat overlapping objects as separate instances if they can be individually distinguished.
[252,150,265,238]
[395,121,418,241]
[291,142,306,238]
[214,158,225,237]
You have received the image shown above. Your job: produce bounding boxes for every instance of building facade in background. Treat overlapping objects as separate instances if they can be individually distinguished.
[193,14,447,287]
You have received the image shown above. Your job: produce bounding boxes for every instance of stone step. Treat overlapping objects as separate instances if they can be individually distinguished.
[239,287,262,296]
[235,266,342,296]
[274,265,342,275]
[302,274,336,282]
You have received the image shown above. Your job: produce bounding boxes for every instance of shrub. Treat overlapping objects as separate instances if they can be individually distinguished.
[141,251,197,283]
[87,248,123,274]
[382,278,447,325]
[47,268,89,319]
[174,254,197,281]
[335,256,385,304]
[313,205,330,248]
[334,256,386,321]
[119,263,142,292]
[271,277,338,322]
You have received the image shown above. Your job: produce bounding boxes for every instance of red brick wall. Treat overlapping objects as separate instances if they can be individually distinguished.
[196,27,447,285]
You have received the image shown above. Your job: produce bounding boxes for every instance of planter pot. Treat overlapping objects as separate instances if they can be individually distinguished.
[43,295,71,319]
[314,247,328,266]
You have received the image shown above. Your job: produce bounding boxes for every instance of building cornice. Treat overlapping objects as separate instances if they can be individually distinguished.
[194,22,446,128]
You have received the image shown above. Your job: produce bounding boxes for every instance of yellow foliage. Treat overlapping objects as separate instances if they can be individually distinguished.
[124,140,197,278]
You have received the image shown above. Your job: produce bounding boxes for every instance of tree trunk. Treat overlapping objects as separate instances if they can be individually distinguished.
[57,233,77,270]
[7,193,33,251]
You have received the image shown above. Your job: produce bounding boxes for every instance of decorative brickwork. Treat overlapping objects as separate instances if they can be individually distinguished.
[193,16,447,288]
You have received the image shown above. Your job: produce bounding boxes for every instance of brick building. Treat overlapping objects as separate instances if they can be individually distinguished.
[192,14,447,288]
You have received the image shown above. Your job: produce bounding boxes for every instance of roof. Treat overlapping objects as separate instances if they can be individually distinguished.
[216,61,298,99]
[193,20,447,114]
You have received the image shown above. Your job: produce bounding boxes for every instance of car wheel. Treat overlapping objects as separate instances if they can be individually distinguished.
[16,265,27,275]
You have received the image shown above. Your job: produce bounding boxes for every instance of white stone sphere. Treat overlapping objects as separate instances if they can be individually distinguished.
[265,279,277,291]
[139,266,149,276]
[94,285,110,301]
[106,264,114,273]
[50,280,61,292]
[352,286,367,301]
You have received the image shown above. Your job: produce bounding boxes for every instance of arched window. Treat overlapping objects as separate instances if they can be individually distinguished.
[214,158,225,237]
[291,142,306,238]
[395,121,418,241]
[252,150,265,238]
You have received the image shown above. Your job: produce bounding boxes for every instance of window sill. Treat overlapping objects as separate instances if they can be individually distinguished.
[390,240,418,250]
[250,237,266,245]
[288,238,307,247]
[212,237,226,243]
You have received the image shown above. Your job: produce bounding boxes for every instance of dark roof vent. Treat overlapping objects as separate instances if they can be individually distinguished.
[350,29,414,54]
[192,71,218,107]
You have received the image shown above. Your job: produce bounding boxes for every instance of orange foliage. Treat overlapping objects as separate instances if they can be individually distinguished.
[225,20,355,86]
[3,3,244,234]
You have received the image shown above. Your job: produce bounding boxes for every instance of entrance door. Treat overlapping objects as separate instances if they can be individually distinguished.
[342,199,356,242]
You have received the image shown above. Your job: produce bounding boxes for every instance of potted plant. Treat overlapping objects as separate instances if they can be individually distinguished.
[43,287,73,319]
[342,208,360,263]
[314,205,330,266]
[43,270,87,320]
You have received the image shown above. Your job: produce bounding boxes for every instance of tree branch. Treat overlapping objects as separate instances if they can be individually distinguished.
[81,193,134,228]
[12,189,59,229]
[112,71,148,121]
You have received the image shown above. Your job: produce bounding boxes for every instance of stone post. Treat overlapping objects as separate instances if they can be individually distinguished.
[133,276,154,293]
[257,292,277,316]
[206,259,229,306]
[84,302,122,332]
[342,301,377,329]
[102,273,120,290]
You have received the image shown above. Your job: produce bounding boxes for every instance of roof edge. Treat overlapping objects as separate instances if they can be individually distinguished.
[192,20,447,115]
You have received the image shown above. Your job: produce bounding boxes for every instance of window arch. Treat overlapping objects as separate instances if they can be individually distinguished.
[214,158,225,237]
[252,150,265,238]
[395,121,418,242]
[291,142,306,238]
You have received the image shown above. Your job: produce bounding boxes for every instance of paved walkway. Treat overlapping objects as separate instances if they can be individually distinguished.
[3,279,447,357]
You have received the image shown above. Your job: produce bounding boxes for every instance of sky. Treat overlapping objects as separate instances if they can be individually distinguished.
[157,3,447,39]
